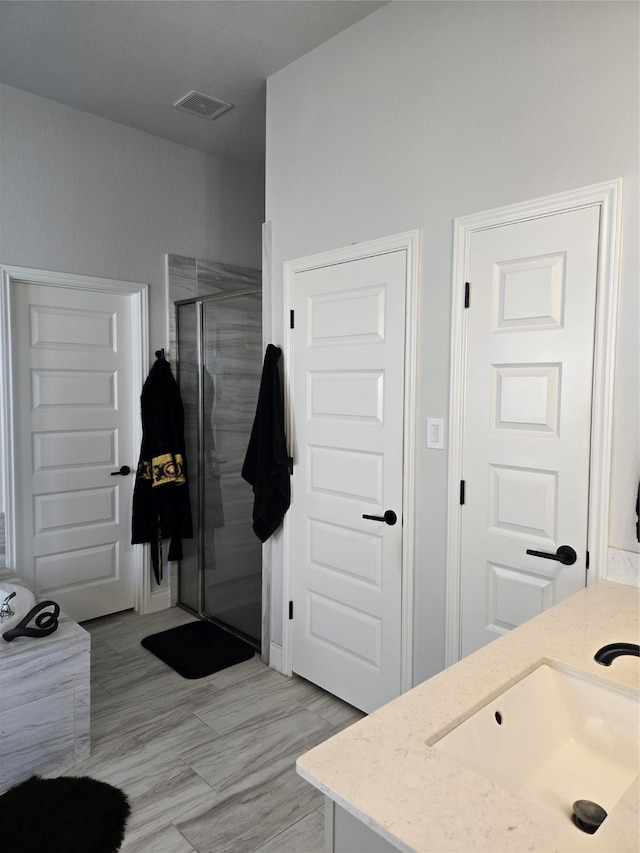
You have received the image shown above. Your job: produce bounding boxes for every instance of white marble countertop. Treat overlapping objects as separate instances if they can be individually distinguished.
[297,581,640,852]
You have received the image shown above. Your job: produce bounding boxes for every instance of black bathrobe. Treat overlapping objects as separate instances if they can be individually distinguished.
[131,356,192,583]
[242,345,292,542]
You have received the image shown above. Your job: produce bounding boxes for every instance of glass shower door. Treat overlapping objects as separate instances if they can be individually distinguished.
[201,291,262,644]
[176,302,200,613]
[177,290,263,647]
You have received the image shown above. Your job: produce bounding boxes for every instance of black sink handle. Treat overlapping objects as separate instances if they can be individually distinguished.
[526,545,577,566]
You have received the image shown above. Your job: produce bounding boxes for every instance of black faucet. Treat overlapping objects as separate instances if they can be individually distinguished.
[594,642,640,666]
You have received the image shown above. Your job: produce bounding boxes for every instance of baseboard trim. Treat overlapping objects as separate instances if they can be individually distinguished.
[269,641,284,673]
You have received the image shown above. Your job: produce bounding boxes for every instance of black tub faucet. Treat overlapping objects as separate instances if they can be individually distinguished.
[594,642,640,666]
[0,591,16,619]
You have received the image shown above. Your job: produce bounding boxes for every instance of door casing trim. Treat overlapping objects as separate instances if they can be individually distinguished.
[0,265,152,613]
[446,179,624,666]
[281,230,420,696]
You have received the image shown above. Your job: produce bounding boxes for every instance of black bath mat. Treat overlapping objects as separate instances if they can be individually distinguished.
[141,619,254,678]
[0,774,130,853]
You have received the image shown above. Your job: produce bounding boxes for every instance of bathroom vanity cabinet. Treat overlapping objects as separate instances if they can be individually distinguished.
[325,799,399,852]
[0,576,90,792]
[297,581,640,852]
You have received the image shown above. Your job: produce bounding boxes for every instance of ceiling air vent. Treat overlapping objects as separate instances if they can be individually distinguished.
[173,90,233,120]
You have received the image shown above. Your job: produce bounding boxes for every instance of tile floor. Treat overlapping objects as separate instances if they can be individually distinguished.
[64,606,364,853]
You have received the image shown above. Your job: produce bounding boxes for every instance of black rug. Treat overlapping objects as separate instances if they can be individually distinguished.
[141,619,255,678]
[0,775,130,853]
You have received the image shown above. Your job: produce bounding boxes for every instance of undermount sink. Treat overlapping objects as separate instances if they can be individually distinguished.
[432,662,639,823]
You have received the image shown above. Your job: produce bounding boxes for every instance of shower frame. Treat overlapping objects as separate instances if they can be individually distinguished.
[175,288,263,650]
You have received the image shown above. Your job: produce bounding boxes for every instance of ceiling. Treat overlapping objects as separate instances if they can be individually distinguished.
[0,1,387,168]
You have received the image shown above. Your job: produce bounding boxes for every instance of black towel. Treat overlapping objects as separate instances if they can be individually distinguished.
[242,345,292,542]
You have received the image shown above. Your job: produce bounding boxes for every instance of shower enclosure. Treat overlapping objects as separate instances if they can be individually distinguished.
[176,289,263,648]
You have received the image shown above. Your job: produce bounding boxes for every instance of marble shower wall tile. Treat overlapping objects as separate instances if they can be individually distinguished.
[169,255,198,302]
[196,259,261,299]
[167,254,261,364]
[167,255,197,360]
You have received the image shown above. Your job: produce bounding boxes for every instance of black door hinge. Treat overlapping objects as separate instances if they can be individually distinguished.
[290,309,295,329]
[460,480,466,505]
[586,550,590,570]
[464,282,470,308]
[288,600,293,620]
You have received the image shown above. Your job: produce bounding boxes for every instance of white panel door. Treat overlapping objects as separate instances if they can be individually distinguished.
[461,205,600,656]
[290,250,406,713]
[9,281,137,620]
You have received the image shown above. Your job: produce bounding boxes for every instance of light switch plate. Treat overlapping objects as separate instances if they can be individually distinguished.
[427,417,445,449]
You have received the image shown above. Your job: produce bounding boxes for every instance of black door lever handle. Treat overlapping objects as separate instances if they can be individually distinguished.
[110,465,131,476]
[526,545,577,566]
[362,510,397,526]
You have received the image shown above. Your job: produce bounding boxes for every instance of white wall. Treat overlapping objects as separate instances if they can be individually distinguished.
[0,84,263,336]
[265,1,639,683]
[0,83,264,517]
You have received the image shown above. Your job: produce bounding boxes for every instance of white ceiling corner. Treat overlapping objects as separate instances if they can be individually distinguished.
[0,1,387,167]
